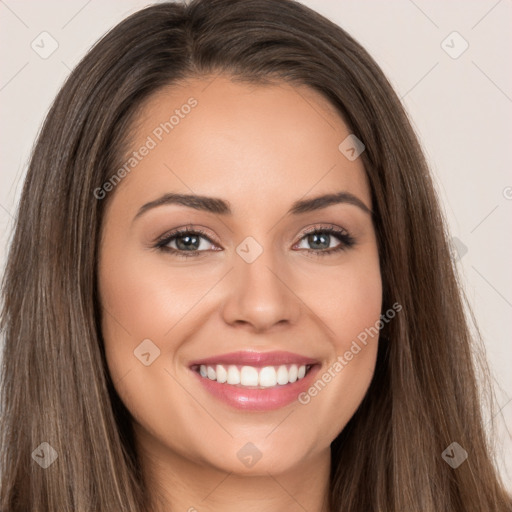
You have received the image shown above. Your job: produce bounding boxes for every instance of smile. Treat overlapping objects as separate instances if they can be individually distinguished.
[194,363,312,388]
[189,350,320,411]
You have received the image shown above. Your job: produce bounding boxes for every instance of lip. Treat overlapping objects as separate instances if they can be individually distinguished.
[189,350,321,411]
[189,350,319,368]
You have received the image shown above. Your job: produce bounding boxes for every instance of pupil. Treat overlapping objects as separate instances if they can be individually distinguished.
[309,233,329,250]
[176,235,199,251]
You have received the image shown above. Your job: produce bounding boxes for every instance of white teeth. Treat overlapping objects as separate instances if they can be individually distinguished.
[288,364,298,383]
[216,364,227,383]
[276,365,289,385]
[197,363,310,388]
[227,365,240,385]
[240,366,259,386]
[259,366,277,387]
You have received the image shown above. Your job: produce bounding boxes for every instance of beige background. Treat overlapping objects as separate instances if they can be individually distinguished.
[1,0,511,489]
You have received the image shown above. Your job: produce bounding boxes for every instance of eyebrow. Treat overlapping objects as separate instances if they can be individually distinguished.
[133,191,372,221]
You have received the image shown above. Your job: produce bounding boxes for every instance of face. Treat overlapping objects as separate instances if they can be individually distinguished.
[98,75,382,478]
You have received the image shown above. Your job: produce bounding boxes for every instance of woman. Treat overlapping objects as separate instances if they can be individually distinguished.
[1,0,510,511]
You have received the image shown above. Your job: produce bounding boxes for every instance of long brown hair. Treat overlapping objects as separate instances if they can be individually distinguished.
[1,1,510,510]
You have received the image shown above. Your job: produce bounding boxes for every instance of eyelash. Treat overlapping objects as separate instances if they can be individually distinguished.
[153,225,356,259]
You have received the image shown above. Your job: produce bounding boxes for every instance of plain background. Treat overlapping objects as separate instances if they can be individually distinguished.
[0,0,511,489]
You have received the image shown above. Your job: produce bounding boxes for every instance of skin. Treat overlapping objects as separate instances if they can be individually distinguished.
[98,75,382,512]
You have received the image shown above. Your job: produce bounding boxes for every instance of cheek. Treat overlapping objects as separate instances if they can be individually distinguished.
[295,245,382,349]
[97,245,204,448]
[97,237,177,389]
[329,264,382,347]
[98,241,219,348]
[295,253,382,437]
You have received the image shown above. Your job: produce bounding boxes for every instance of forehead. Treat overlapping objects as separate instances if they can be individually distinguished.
[113,75,371,216]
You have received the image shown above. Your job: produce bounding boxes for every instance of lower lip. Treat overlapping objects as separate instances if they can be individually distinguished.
[190,365,320,411]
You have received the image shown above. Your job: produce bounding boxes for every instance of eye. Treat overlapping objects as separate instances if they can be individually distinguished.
[154,224,355,259]
[154,227,218,259]
[294,225,355,256]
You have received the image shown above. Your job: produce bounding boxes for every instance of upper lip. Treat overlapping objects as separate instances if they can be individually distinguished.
[189,350,319,368]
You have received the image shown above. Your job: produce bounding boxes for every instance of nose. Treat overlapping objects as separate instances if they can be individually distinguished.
[220,246,301,333]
